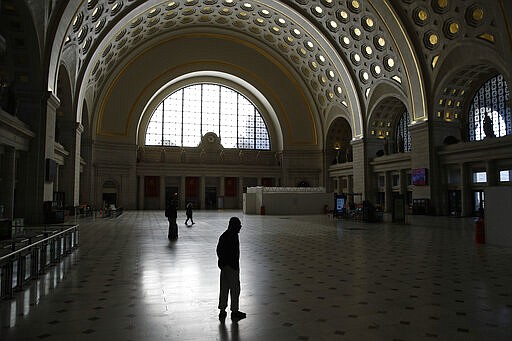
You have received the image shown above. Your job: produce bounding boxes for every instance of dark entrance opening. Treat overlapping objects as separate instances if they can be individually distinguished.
[205,187,217,209]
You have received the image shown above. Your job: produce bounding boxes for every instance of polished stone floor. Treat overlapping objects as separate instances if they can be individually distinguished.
[1,210,511,340]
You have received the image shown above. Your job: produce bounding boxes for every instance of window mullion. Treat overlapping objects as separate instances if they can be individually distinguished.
[181,89,184,147]
[236,94,239,149]
[200,84,203,137]
[161,101,164,146]
[218,84,221,138]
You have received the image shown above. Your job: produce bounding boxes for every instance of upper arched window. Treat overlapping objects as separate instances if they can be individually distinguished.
[145,83,271,150]
[396,111,411,152]
[468,74,511,141]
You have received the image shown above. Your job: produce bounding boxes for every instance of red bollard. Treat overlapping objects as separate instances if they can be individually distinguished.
[475,218,485,244]
[260,205,266,215]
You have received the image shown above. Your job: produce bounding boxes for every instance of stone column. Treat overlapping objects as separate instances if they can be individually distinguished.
[180,176,186,209]
[24,91,59,223]
[399,169,407,195]
[219,176,225,209]
[460,163,471,217]
[138,175,144,210]
[220,176,225,196]
[239,176,244,208]
[60,123,83,210]
[347,175,354,195]
[200,175,205,209]
[351,138,367,202]
[1,146,15,220]
[79,136,93,206]
[384,171,392,213]
[408,122,432,209]
[160,175,166,209]
[43,93,60,202]
[486,160,498,186]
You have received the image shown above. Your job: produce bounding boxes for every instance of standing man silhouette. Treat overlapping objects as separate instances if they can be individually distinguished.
[165,199,178,240]
[216,217,246,321]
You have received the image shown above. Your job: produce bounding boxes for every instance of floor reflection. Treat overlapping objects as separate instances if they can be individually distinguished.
[0,211,511,341]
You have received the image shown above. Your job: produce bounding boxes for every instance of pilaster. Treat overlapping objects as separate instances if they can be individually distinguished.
[138,175,144,209]
[351,138,366,201]
[408,121,431,202]
[160,175,166,209]
[180,176,186,209]
[460,162,471,217]
[1,146,15,220]
[200,175,205,209]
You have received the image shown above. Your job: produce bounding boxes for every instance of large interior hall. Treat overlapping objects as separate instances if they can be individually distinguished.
[0,0,511,339]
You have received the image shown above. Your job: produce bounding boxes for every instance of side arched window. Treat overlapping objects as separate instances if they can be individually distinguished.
[396,111,411,152]
[468,74,511,141]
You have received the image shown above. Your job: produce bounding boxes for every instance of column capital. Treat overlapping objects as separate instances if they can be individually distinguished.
[408,120,429,134]
[76,122,84,134]
[45,91,61,110]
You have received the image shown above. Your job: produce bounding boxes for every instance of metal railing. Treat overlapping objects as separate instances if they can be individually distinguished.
[0,224,79,299]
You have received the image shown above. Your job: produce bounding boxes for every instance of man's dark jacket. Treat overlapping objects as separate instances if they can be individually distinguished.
[216,227,240,270]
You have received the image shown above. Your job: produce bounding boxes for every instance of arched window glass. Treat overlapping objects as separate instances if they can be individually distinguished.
[145,83,271,150]
[396,111,411,152]
[469,74,511,141]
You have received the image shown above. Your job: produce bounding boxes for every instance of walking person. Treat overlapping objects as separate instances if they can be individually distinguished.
[185,202,195,226]
[216,217,246,321]
[165,200,178,240]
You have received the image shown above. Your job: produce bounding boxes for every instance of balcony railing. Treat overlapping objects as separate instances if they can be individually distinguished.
[0,224,79,299]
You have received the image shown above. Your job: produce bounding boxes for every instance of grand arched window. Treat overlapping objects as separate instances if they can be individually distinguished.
[145,83,271,150]
[469,74,511,141]
[396,111,411,152]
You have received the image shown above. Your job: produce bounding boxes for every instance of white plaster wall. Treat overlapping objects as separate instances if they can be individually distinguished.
[485,187,512,247]
[245,189,332,215]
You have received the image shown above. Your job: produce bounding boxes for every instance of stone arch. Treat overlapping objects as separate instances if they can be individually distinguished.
[56,64,74,145]
[92,33,321,148]
[368,0,428,124]
[56,63,80,207]
[0,0,42,122]
[431,42,510,142]
[367,80,409,128]
[49,1,363,147]
[136,71,284,151]
[101,179,119,208]
[367,96,408,155]
[325,117,353,166]
[324,104,355,143]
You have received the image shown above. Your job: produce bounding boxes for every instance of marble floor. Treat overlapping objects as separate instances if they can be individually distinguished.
[0,210,511,341]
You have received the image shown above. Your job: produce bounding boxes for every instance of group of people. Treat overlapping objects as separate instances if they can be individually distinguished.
[164,201,246,321]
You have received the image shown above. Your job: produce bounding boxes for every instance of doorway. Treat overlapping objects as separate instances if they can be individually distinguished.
[205,187,217,209]
[448,190,461,216]
[102,180,118,208]
[473,190,484,216]
[102,193,117,207]
[392,194,405,223]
